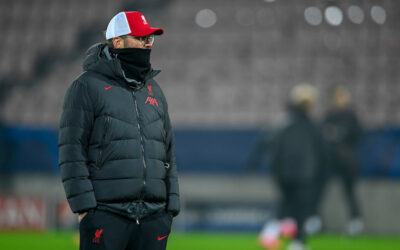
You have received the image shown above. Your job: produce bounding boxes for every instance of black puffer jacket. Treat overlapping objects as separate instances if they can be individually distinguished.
[269,105,326,183]
[58,43,180,217]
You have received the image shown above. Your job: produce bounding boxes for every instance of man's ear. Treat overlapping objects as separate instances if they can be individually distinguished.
[112,37,124,49]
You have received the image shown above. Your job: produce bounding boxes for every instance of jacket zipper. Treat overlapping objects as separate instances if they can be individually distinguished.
[135,200,143,225]
[96,115,110,169]
[132,91,147,223]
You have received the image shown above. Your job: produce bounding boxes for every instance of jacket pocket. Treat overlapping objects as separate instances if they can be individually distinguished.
[164,162,170,169]
[96,115,110,169]
[164,162,170,177]
[79,209,96,228]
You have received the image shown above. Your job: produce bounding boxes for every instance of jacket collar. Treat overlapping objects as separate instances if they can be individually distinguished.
[84,43,160,87]
[102,45,160,86]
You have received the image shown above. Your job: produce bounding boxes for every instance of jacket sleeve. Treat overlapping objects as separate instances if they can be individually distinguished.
[163,100,180,217]
[58,80,97,213]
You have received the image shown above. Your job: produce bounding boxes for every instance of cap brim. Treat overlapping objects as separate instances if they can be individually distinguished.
[149,27,164,36]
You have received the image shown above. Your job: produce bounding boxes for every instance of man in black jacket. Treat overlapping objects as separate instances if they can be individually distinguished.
[58,11,179,250]
[322,86,363,235]
[250,85,325,250]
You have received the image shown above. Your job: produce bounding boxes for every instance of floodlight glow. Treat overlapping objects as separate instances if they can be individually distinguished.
[371,6,386,24]
[348,5,364,24]
[304,7,323,26]
[325,6,343,26]
[195,9,217,28]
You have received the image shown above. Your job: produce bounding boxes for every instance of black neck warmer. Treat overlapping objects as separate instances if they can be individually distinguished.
[110,47,152,82]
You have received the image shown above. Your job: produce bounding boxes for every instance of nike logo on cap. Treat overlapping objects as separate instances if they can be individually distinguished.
[104,85,114,90]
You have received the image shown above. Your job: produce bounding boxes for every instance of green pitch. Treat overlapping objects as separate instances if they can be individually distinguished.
[0,231,399,250]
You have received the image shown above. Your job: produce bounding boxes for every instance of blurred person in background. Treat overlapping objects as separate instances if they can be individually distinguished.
[322,86,363,235]
[0,121,11,193]
[250,84,326,250]
[58,11,179,250]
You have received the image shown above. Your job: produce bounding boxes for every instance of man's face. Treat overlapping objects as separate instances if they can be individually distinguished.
[333,89,349,108]
[112,35,153,49]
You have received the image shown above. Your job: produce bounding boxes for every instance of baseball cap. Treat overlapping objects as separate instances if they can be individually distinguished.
[105,11,164,40]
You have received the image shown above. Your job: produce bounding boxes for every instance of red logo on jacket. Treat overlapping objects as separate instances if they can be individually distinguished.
[147,85,153,96]
[92,229,103,244]
[145,96,159,107]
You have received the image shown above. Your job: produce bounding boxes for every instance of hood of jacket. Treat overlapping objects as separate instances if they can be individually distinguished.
[82,43,160,87]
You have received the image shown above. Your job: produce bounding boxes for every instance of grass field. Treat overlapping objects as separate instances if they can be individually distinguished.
[0,231,399,250]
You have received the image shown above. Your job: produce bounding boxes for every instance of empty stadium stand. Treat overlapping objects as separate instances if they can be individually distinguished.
[0,0,399,128]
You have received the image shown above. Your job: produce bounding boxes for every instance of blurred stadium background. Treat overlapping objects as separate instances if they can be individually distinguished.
[0,0,400,249]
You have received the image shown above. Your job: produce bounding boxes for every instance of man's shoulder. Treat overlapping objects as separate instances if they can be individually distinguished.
[75,71,110,85]
[148,77,168,93]
[66,72,113,101]
[147,77,161,88]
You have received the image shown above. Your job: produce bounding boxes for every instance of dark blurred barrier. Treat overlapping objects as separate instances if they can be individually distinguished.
[183,201,274,231]
[174,130,261,173]
[1,126,400,178]
[0,125,58,174]
[360,128,400,177]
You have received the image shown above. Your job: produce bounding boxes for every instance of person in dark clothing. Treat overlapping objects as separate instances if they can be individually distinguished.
[272,85,325,247]
[250,84,325,250]
[58,11,179,250]
[322,86,363,235]
[0,121,12,194]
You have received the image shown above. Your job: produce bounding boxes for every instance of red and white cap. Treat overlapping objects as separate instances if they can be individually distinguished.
[105,11,164,40]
